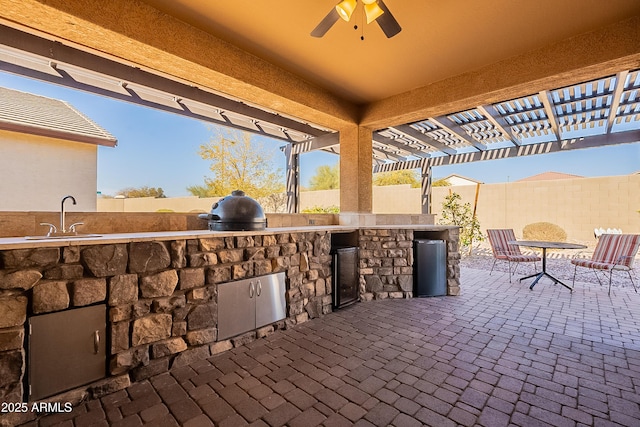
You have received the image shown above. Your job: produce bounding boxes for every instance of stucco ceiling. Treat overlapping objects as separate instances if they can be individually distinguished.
[140,0,640,104]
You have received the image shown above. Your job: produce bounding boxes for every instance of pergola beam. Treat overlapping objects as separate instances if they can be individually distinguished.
[393,124,457,155]
[283,132,340,154]
[539,90,561,141]
[0,25,325,141]
[607,71,629,132]
[372,147,405,162]
[373,129,640,171]
[372,133,431,158]
[428,117,488,151]
[373,158,427,174]
[475,105,520,145]
[1,60,306,145]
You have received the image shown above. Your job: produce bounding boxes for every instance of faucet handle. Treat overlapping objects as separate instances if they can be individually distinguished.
[39,223,58,237]
[68,222,84,233]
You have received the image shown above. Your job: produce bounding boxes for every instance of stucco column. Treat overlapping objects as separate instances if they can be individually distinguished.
[340,125,372,213]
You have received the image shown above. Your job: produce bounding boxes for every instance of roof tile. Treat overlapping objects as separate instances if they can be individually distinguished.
[0,86,117,146]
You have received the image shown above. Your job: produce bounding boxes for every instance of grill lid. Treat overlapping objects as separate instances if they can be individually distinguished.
[198,190,266,230]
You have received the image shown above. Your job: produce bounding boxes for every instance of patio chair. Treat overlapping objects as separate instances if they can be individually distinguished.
[486,229,541,282]
[571,234,640,295]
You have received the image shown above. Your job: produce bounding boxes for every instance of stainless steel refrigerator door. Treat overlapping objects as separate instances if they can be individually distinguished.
[414,239,447,297]
[255,272,287,328]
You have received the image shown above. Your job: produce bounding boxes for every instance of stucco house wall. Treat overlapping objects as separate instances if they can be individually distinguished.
[0,130,98,211]
[0,87,116,212]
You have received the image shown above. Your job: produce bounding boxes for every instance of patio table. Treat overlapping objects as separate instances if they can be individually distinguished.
[508,240,587,291]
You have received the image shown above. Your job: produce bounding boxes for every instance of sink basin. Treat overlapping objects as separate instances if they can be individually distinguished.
[25,234,102,240]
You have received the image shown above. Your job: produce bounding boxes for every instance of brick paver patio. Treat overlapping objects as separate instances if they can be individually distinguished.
[23,267,640,426]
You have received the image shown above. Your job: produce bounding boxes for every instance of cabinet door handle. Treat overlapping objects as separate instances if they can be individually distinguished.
[257,280,262,296]
[93,330,100,354]
[249,281,255,298]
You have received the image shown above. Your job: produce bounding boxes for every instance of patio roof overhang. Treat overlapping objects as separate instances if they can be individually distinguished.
[0,1,639,213]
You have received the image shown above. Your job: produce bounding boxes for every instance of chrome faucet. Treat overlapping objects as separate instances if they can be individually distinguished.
[60,195,76,233]
[36,195,86,237]
[60,196,82,233]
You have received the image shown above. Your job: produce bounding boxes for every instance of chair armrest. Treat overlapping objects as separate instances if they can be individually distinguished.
[571,250,593,260]
[613,255,635,269]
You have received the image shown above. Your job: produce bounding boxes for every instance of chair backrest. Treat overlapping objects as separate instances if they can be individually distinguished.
[613,234,640,268]
[592,234,640,267]
[487,229,521,257]
[591,234,619,263]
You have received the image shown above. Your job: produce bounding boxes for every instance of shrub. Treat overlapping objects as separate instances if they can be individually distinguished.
[522,222,567,242]
[301,205,340,213]
[438,192,483,251]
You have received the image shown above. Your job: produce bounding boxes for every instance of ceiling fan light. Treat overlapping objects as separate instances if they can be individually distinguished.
[364,2,384,24]
[335,0,357,22]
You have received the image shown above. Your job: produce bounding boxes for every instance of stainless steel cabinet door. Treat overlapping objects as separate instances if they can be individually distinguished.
[217,278,256,340]
[255,272,287,328]
[29,304,106,400]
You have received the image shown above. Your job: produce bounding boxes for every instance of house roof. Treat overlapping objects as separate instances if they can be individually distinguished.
[440,174,484,185]
[0,87,117,147]
[517,171,584,182]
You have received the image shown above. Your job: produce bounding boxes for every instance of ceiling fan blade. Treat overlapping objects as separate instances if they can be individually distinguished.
[375,0,402,38]
[311,7,340,38]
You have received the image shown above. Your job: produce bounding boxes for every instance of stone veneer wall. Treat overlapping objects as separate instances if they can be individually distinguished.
[0,226,459,426]
[0,231,332,425]
[359,228,460,300]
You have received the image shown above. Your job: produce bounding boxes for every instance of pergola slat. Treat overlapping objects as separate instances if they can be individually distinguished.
[374,129,640,173]
[372,132,431,158]
[393,124,457,155]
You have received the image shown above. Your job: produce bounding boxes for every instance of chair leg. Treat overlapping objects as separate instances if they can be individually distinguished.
[593,269,603,286]
[490,258,498,276]
[628,271,638,293]
[608,269,638,295]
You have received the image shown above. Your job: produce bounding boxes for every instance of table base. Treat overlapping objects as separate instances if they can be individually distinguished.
[508,241,586,293]
[519,271,573,291]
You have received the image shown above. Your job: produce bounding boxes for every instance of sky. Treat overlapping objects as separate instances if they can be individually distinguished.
[1,71,639,197]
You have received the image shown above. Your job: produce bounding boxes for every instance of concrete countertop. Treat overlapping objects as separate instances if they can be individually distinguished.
[0,225,458,250]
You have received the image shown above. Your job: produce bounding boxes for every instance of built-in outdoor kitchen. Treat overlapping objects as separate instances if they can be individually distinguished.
[0,202,459,426]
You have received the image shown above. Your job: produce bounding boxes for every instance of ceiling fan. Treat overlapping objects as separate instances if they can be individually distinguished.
[311,0,402,39]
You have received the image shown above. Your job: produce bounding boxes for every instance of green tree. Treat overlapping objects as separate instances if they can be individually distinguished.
[257,192,288,213]
[185,184,211,198]
[308,164,339,190]
[118,186,166,198]
[438,192,483,253]
[432,178,451,187]
[373,170,420,187]
[187,128,284,198]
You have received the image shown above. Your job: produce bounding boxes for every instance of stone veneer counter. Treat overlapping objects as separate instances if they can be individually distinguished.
[0,224,459,425]
[0,225,456,249]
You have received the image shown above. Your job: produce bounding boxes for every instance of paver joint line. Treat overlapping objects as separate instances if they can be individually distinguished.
[19,267,640,426]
